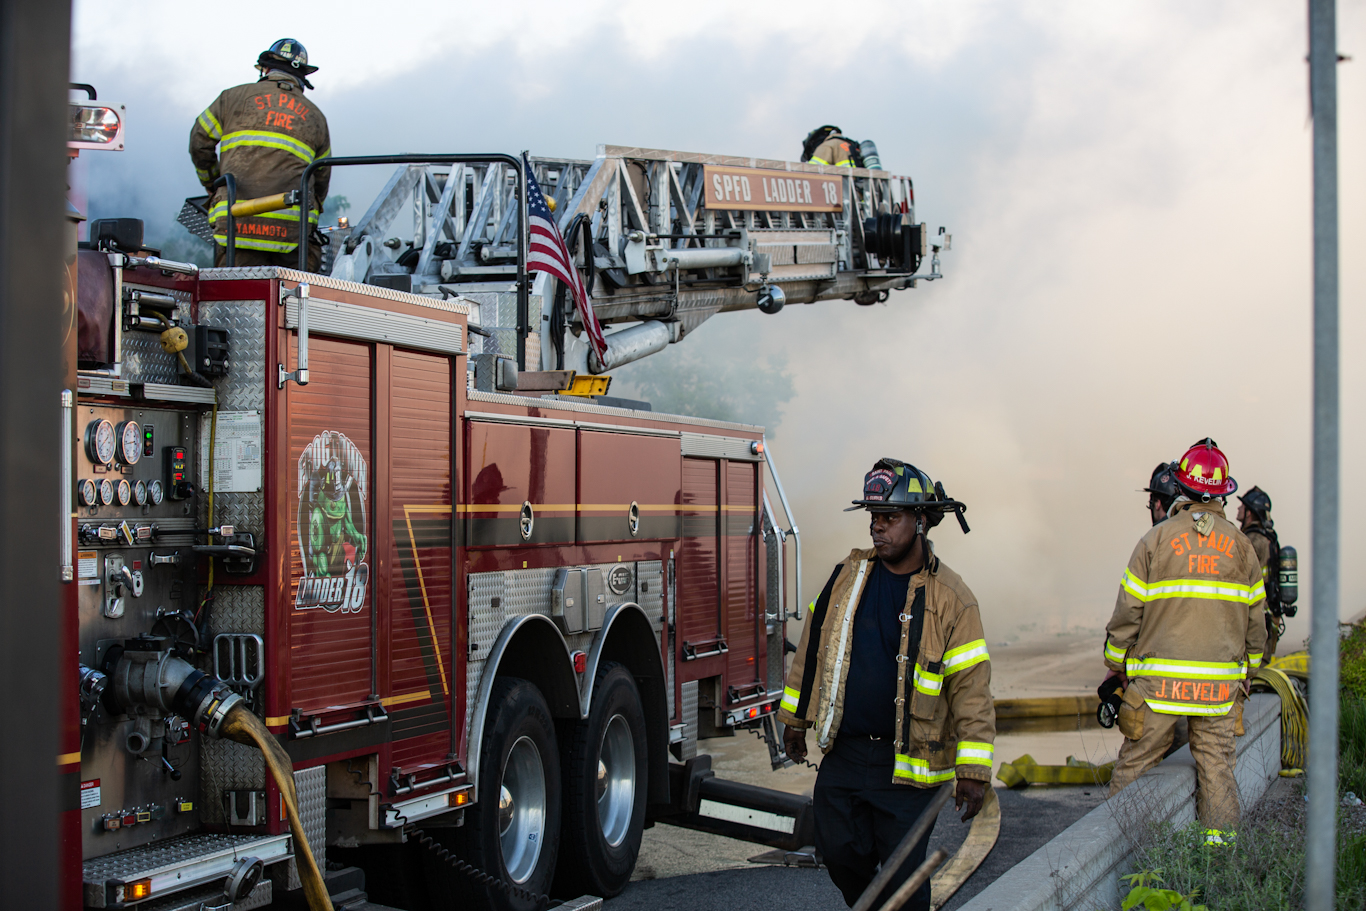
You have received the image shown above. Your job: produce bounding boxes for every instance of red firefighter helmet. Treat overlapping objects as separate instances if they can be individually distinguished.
[1173,437,1237,499]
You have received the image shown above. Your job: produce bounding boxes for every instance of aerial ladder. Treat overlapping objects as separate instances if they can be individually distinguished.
[284,144,951,391]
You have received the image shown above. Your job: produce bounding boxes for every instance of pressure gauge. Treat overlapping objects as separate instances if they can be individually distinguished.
[98,478,114,506]
[148,480,164,505]
[115,421,142,465]
[134,480,147,506]
[85,419,116,467]
[77,479,97,507]
[116,478,132,507]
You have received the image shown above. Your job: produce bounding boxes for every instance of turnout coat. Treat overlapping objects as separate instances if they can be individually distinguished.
[778,548,996,786]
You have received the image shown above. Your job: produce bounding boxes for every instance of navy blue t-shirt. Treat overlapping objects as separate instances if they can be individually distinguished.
[839,561,916,739]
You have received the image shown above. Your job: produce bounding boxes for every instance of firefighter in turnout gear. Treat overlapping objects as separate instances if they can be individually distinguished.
[802,125,856,167]
[190,39,331,270]
[1104,439,1268,846]
[780,459,994,910]
[1237,486,1282,660]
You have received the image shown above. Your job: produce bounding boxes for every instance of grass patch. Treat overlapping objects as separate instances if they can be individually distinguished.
[1341,624,1366,699]
[1121,694,1366,909]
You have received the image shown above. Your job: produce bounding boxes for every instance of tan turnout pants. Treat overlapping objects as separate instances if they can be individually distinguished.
[1109,703,1240,832]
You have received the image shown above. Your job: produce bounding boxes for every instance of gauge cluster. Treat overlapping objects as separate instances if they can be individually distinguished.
[76,407,188,523]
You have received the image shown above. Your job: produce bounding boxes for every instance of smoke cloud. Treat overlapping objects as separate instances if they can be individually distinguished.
[72,1,1366,645]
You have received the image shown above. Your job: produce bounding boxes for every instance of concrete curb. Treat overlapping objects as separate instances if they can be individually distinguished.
[958,692,1282,911]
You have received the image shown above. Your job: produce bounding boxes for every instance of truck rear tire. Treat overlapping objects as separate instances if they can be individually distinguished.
[554,662,648,897]
[436,676,561,911]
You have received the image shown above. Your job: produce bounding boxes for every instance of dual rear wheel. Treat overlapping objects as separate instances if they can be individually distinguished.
[448,663,647,910]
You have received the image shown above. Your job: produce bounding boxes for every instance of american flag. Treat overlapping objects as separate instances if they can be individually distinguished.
[525,157,607,360]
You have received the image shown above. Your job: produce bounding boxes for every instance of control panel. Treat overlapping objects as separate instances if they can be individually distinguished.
[75,404,203,856]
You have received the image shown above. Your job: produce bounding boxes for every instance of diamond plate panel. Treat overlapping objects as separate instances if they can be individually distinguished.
[284,765,327,890]
[637,560,669,718]
[82,832,285,882]
[294,766,326,870]
[204,584,264,638]
[678,680,699,760]
[465,568,560,735]
[198,738,265,826]
[197,300,267,541]
[120,283,192,385]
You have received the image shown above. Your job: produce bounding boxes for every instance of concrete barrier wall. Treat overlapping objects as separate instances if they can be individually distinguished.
[959,692,1282,911]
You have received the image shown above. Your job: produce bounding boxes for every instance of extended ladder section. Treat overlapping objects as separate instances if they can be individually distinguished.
[316,145,948,376]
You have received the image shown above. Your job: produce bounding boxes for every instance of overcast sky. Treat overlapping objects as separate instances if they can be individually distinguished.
[72,1,1366,646]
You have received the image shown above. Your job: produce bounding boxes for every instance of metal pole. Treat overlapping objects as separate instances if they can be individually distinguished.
[1306,1,1340,908]
[0,0,68,904]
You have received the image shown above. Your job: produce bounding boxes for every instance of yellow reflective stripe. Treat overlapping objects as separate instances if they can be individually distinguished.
[1121,568,1148,600]
[913,664,943,695]
[317,147,331,160]
[1122,570,1263,604]
[1262,566,1269,578]
[1248,652,1264,666]
[195,168,212,181]
[211,234,298,252]
[834,159,854,167]
[1145,698,1234,716]
[209,202,318,223]
[1125,656,1244,680]
[809,157,830,165]
[956,741,994,766]
[943,639,989,674]
[780,686,800,713]
[1104,639,1127,664]
[197,109,222,140]
[894,755,956,783]
[220,130,315,164]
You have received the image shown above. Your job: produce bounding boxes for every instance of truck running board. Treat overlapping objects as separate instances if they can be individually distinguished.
[656,755,815,851]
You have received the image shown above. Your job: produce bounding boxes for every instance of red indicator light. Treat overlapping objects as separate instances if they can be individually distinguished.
[571,651,587,674]
[747,707,759,719]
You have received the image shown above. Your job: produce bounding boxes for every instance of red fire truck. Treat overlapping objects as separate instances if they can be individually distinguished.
[64,98,946,911]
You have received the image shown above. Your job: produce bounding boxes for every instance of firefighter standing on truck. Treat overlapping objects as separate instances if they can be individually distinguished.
[779,459,994,911]
[189,38,331,270]
[1104,438,1267,846]
[802,125,856,167]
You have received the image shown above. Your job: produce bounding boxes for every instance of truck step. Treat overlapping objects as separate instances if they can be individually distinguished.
[657,755,815,850]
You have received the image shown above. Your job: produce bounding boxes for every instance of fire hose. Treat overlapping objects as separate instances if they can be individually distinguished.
[100,644,334,911]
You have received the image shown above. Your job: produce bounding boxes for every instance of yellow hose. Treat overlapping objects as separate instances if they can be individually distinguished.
[1251,666,1309,771]
[219,705,334,911]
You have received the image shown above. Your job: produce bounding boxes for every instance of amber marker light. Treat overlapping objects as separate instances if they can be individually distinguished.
[123,880,152,901]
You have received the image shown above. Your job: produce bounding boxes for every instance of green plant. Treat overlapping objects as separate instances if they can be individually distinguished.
[1339,622,1366,698]
[1118,870,1208,911]
[1340,695,1366,798]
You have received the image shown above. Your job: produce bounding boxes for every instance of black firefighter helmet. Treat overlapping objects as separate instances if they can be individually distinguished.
[1239,485,1273,520]
[1144,462,1180,506]
[258,38,318,88]
[801,125,843,163]
[846,457,970,533]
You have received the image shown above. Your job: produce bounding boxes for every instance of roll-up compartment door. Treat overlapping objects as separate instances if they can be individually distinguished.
[724,460,761,692]
[677,457,721,651]
[288,336,375,713]
[388,350,455,769]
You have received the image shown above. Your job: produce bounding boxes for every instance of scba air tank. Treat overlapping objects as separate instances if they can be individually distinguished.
[1278,545,1298,615]
[859,139,883,171]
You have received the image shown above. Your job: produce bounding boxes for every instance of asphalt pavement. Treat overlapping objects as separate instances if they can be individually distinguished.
[607,783,1107,911]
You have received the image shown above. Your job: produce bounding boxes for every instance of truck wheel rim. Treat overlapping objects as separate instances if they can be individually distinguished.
[500,735,546,883]
[597,713,635,847]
